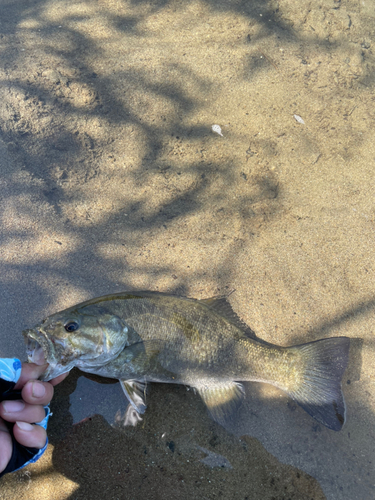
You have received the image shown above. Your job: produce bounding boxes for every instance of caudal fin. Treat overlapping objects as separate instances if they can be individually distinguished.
[287,337,350,431]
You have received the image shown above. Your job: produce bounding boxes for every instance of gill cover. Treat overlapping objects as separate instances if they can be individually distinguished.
[63,312,129,363]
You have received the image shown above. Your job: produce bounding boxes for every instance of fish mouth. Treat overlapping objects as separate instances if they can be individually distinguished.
[23,328,73,381]
[25,335,48,366]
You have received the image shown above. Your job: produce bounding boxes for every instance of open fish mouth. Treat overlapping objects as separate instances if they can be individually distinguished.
[25,335,48,366]
[24,329,53,363]
[23,328,72,381]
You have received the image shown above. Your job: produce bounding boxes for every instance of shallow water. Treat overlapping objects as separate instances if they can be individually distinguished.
[1,0,375,498]
[43,362,370,500]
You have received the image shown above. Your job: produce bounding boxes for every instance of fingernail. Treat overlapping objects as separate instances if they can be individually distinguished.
[3,400,25,413]
[16,421,34,431]
[32,381,46,398]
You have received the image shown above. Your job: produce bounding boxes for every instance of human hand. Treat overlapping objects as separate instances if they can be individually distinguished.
[0,361,68,476]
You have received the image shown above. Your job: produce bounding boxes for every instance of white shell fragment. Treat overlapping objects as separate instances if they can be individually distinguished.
[212,124,223,136]
[293,114,305,124]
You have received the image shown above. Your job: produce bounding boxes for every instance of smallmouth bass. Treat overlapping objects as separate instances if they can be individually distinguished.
[23,291,350,430]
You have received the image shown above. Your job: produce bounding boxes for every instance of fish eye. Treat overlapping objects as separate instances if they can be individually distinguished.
[64,321,80,332]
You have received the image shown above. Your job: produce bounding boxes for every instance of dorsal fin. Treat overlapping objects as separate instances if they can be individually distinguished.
[199,296,258,340]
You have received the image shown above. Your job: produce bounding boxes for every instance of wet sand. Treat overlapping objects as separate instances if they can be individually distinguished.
[0,0,374,498]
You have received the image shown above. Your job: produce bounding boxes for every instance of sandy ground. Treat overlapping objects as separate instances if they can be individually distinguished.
[0,0,375,498]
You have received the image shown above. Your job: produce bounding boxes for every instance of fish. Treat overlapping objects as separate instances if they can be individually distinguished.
[23,291,350,431]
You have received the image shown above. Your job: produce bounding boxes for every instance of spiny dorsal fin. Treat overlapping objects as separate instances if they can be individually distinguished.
[195,381,245,426]
[200,296,258,340]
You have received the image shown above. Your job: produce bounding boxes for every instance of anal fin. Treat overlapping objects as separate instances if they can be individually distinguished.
[195,381,245,426]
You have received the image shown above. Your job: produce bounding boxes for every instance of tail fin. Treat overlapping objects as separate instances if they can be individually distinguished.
[287,337,350,431]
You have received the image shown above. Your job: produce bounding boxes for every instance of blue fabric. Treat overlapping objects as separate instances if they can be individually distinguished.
[0,358,22,383]
[0,358,50,476]
[25,407,51,466]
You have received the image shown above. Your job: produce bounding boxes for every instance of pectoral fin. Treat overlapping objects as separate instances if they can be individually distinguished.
[195,382,245,426]
[120,379,148,414]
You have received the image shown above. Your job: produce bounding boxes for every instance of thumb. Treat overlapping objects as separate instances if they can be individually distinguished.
[14,363,49,390]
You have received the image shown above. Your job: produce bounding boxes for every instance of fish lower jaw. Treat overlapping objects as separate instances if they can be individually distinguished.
[40,361,74,381]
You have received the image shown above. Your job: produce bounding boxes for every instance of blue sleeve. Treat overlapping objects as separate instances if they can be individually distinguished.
[0,358,22,384]
[0,359,51,478]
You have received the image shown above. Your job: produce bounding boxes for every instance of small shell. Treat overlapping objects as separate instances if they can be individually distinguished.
[293,114,305,124]
[212,124,223,137]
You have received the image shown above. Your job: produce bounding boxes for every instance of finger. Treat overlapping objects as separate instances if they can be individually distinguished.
[13,421,47,449]
[0,400,46,424]
[50,371,69,386]
[14,363,49,390]
[0,418,13,472]
[0,418,12,474]
[21,380,54,406]
[0,418,9,432]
